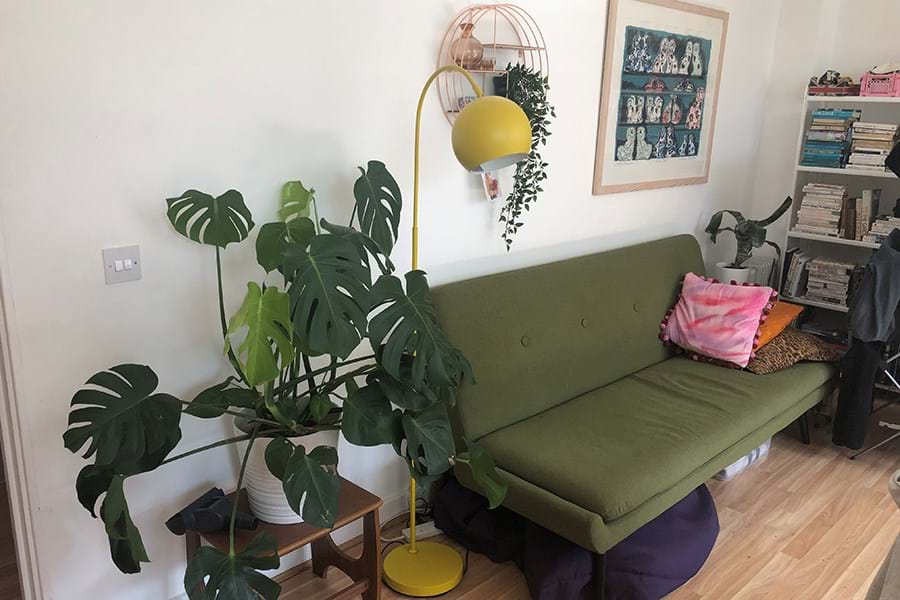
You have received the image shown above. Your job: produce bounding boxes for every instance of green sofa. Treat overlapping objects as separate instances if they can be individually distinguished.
[431,235,837,555]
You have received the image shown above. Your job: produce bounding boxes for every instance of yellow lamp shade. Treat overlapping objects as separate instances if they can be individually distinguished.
[451,95,531,172]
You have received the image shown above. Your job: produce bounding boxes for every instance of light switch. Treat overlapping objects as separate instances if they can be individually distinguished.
[103,245,142,284]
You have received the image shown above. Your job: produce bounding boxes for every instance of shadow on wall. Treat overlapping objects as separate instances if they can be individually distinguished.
[429,222,687,286]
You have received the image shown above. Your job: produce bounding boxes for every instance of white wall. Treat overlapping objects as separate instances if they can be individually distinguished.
[0,1,782,598]
[750,0,900,245]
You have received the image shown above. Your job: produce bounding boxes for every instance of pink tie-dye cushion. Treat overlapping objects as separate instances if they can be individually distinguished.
[660,272,778,368]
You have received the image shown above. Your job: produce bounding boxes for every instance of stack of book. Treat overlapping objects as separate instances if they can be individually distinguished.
[848,122,899,171]
[800,108,860,168]
[863,215,900,245]
[792,183,847,237]
[782,250,813,298]
[854,188,882,240]
[804,257,856,308]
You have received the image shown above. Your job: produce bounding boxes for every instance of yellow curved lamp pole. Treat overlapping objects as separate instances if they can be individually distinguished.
[382,65,531,597]
[412,65,483,271]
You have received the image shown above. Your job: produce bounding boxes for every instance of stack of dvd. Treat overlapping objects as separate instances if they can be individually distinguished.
[863,215,900,245]
[800,108,860,168]
[848,122,899,172]
[804,257,856,308]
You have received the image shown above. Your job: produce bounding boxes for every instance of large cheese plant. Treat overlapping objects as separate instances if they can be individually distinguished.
[63,161,506,598]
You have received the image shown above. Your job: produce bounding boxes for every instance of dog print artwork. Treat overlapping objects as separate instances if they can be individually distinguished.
[593,0,727,194]
[613,25,711,164]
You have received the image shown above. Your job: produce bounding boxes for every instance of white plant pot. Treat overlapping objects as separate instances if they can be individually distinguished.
[714,262,758,285]
[235,426,340,525]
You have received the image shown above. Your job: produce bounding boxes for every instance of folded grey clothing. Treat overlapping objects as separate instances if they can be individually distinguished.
[850,229,900,343]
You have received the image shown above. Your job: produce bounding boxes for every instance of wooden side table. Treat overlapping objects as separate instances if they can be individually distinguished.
[186,477,382,600]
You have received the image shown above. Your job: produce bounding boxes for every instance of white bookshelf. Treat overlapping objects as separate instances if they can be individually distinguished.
[796,165,896,179]
[781,295,850,314]
[780,92,899,316]
[807,95,900,105]
[786,230,880,249]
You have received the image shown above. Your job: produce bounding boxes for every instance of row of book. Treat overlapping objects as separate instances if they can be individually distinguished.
[791,185,885,242]
[782,250,861,309]
[848,122,900,172]
[800,109,860,168]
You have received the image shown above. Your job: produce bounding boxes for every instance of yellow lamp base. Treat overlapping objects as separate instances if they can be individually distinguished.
[382,541,464,597]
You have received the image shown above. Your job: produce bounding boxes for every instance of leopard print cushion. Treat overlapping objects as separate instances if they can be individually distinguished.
[745,328,842,375]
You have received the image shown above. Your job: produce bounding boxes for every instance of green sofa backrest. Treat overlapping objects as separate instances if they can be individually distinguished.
[431,234,705,442]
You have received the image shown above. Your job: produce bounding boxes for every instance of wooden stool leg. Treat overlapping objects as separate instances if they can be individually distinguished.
[361,507,382,600]
[310,506,382,600]
[312,535,330,578]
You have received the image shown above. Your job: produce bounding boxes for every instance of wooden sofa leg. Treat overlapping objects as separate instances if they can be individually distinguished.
[798,411,811,445]
[593,552,606,600]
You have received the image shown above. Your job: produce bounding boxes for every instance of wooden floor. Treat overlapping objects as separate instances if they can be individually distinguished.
[282,402,900,599]
[0,479,22,600]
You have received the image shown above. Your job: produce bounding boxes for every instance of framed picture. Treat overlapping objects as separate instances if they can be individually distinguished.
[592,0,728,195]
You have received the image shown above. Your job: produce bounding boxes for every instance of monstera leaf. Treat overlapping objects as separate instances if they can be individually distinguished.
[184,531,281,600]
[402,405,455,477]
[226,283,294,387]
[279,180,314,223]
[353,161,402,256]
[77,466,149,573]
[367,363,438,411]
[166,190,255,248]
[183,377,259,419]
[284,234,372,359]
[101,474,149,574]
[255,217,316,273]
[369,271,473,391]
[309,394,338,423]
[281,443,340,528]
[341,384,399,446]
[64,364,182,470]
[320,219,393,275]
[460,438,508,509]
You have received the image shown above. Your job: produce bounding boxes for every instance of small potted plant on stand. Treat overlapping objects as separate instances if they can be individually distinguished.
[63,161,506,597]
[705,196,792,284]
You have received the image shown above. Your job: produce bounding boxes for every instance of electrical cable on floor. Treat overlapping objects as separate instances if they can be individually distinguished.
[382,540,403,555]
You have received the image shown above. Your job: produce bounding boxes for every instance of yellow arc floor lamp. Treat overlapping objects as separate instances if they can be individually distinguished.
[381,65,531,597]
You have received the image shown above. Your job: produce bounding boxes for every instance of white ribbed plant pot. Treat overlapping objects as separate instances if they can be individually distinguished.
[237,428,340,525]
[714,262,757,285]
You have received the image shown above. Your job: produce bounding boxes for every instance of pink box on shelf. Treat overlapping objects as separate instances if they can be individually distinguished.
[860,72,900,97]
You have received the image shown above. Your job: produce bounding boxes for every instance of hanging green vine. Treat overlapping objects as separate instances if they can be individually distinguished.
[499,63,555,250]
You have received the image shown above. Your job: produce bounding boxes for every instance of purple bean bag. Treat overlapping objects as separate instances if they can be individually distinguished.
[434,478,719,599]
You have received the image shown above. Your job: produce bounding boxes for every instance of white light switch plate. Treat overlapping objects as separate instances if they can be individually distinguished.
[102,245,142,284]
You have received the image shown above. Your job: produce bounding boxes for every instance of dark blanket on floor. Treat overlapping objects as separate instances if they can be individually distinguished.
[433,478,719,599]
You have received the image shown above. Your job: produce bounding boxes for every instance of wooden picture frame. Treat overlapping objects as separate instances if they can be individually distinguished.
[592,0,729,195]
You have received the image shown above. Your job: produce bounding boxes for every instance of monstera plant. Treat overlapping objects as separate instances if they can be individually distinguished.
[705,196,793,269]
[63,160,506,598]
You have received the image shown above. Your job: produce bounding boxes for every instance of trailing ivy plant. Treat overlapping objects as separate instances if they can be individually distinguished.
[63,161,507,598]
[500,63,555,250]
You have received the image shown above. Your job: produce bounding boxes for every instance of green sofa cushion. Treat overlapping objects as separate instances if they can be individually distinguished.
[431,235,704,442]
[478,357,837,522]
